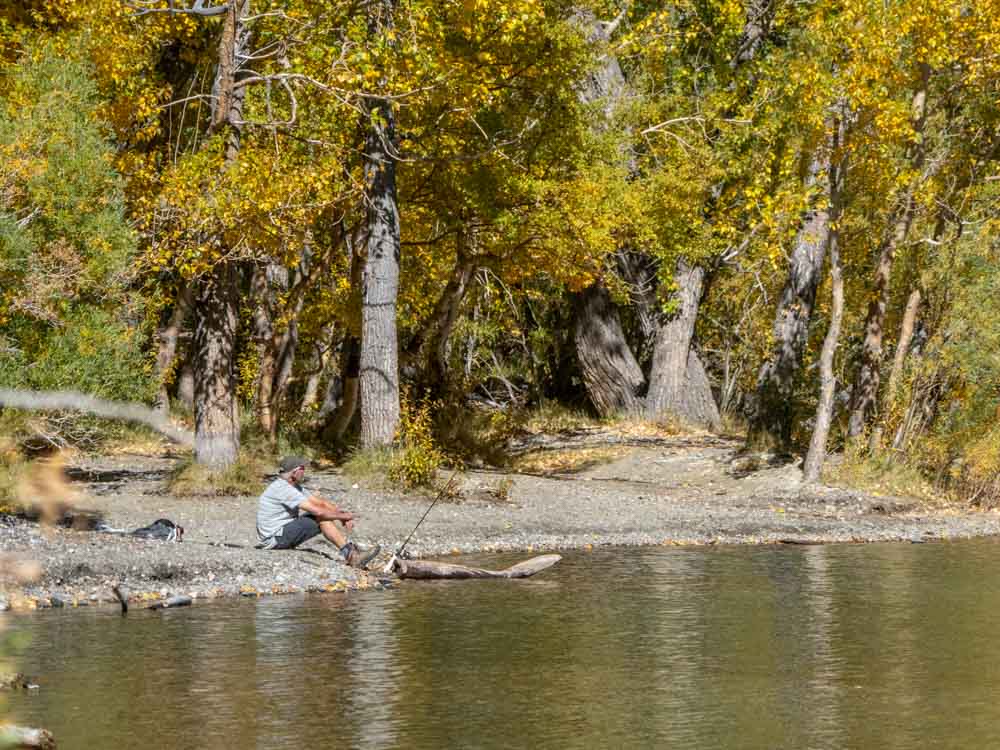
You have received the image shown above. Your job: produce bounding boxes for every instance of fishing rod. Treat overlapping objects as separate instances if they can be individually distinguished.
[383,469,461,574]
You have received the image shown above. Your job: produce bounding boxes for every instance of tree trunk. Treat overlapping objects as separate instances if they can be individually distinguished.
[299,321,337,413]
[321,336,360,443]
[572,6,632,124]
[190,0,249,467]
[749,152,830,449]
[573,281,645,417]
[402,234,476,394]
[320,229,364,443]
[393,554,561,580]
[193,262,240,468]
[251,260,307,444]
[803,115,846,483]
[847,68,929,442]
[358,0,401,448]
[645,260,720,429]
[640,0,777,432]
[425,255,475,394]
[615,248,659,361]
[250,265,280,439]
[153,283,192,415]
[869,287,921,453]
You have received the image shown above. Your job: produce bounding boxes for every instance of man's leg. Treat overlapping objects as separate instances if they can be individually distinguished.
[272,516,322,549]
[276,515,379,568]
[317,519,348,548]
[320,519,380,568]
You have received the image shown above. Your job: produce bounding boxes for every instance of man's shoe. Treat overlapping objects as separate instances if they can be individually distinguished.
[345,542,381,569]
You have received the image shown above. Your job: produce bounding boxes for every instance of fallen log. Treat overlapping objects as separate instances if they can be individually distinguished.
[147,595,193,610]
[393,554,561,580]
[0,725,56,749]
[111,586,192,613]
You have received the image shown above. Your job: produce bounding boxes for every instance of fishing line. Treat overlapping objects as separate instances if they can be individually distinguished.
[383,469,461,574]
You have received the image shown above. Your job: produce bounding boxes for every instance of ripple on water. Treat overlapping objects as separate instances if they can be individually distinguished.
[9,539,1000,749]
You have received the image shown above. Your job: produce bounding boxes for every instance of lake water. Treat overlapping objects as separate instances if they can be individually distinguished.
[6,540,1000,749]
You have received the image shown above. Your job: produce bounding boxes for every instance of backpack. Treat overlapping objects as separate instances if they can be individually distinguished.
[131,518,184,542]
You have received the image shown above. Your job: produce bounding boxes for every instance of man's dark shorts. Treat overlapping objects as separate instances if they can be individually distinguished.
[273,515,322,549]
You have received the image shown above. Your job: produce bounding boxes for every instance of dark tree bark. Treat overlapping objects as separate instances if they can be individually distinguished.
[250,264,282,440]
[193,262,240,467]
[153,283,192,415]
[567,8,651,417]
[847,67,930,442]
[749,152,831,449]
[573,282,645,417]
[359,0,401,448]
[321,336,360,443]
[803,114,847,483]
[645,261,720,429]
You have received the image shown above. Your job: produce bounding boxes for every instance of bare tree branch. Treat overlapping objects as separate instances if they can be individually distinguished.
[124,0,230,17]
[0,389,194,448]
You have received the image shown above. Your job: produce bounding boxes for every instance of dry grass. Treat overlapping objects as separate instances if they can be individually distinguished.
[519,402,602,434]
[826,453,949,507]
[510,446,628,475]
[168,452,269,497]
[341,447,394,488]
[100,424,180,457]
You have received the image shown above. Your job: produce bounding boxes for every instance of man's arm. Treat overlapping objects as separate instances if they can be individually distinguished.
[299,494,354,523]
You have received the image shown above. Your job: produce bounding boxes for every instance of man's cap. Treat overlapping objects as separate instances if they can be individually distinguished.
[279,455,309,473]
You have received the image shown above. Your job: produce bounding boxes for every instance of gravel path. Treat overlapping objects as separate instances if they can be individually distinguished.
[3,434,999,611]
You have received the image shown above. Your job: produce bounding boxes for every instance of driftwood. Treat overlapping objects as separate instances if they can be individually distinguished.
[393,554,561,580]
[0,725,56,749]
[112,585,192,614]
[148,595,193,610]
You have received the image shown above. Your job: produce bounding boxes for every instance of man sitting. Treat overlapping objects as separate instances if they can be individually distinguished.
[257,455,379,568]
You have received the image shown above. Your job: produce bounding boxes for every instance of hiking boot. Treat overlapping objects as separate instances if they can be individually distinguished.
[344,542,381,569]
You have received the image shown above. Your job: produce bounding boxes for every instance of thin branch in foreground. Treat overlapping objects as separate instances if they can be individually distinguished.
[0,389,194,448]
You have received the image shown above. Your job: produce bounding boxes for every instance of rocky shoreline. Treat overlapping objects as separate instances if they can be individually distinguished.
[3,433,1000,612]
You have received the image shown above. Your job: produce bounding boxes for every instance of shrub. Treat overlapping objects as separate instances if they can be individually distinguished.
[168,452,269,497]
[0,46,154,451]
[388,396,444,489]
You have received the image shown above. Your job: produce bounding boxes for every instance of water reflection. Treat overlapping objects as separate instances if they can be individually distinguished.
[9,540,1000,749]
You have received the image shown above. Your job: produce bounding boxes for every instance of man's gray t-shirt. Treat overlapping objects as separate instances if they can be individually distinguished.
[257,478,310,543]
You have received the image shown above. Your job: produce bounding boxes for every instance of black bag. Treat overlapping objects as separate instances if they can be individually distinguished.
[131,518,184,542]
